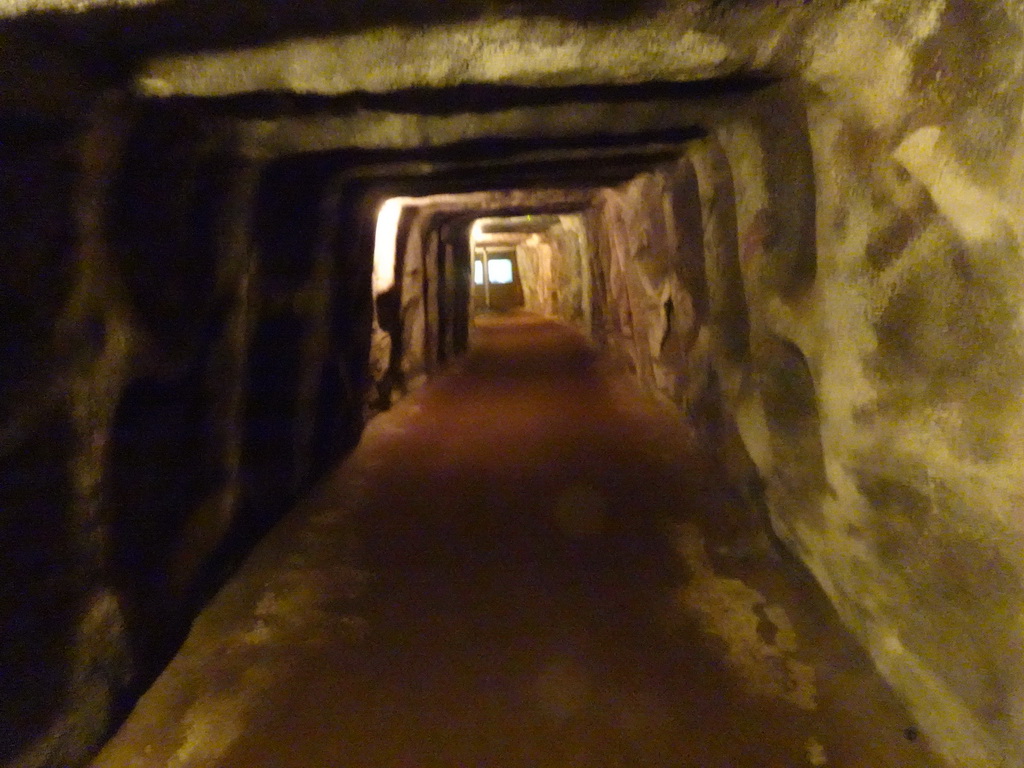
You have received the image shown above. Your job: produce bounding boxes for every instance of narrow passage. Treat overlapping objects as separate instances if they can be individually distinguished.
[92,314,942,768]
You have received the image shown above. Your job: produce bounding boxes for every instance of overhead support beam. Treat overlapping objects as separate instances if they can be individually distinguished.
[136,12,740,98]
[236,100,711,158]
[153,78,776,120]
[316,142,698,197]
[352,189,597,219]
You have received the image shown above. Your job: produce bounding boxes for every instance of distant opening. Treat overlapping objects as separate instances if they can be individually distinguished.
[487,257,514,284]
[470,243,525,313]
[468,212,594,329]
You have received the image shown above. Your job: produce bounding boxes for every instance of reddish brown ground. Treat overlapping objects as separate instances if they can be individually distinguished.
[91,314,944,768]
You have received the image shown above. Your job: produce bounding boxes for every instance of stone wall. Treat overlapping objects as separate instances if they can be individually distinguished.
[368,200,444,412]
[4,2,1024,766]
[585,15,1024,757]
[684,8,1024,765]
[589,162,718,435]
[0,97,373,768]
[780,6,1024,765]
[514,215,592,331]
[0,100,96,768]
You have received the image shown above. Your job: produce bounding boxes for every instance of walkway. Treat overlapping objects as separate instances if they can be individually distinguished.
[91,314,943,768]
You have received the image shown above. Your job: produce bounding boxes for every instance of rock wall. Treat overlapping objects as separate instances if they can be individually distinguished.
[517,233,556,315]
[590,161,717,435]
[682,7,1024,766]
[4,2,1024,766]
[586,11,1024,755]
[781,6,1024,765]
[369,201,446,411]
[0,97,373,768]
[515,215,592,331]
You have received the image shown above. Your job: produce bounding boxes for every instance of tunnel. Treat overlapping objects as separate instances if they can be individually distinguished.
[2,2,1024,767]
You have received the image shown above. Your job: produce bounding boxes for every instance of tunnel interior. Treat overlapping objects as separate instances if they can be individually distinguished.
[3,3,1024,768]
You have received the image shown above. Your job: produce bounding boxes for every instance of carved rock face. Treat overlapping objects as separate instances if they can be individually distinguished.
[3,2,1024,767]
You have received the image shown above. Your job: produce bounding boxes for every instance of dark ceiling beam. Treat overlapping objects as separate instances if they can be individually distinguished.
[139,76,776,119]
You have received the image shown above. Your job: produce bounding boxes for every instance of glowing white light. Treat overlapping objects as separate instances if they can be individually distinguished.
[372,197,407,295]
[474,260,484,285]
[487,258,514,285]
[470,219,486,242]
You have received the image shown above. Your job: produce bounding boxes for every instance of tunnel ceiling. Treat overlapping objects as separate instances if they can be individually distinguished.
[2,0,675,51]
[343,140,701,194]
[2,0,802,81]
[1,0,789,170]
[476,215,564,234]
[254,131,691,201]
[166,79,772,119]
[370,190,594,230]
[161,82,712,196]
[1,0,805,128]
[229,94,720,160]
[131,17,743,98]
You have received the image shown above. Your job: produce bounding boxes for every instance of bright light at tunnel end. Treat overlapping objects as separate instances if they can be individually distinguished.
[373,197,408,295]
[488,258,514,284]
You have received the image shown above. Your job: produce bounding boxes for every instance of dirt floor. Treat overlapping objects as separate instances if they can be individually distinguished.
[90,313,946,768]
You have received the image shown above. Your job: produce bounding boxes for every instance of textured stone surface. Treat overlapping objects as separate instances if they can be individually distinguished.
[513,214,591,330]
[762,8,1024,766]
[590,164,716,426]
[235,100,709,158]
[0,96,372,768]
[136,13,734,97]
[0,117,76,433]
[2,1,1024,766]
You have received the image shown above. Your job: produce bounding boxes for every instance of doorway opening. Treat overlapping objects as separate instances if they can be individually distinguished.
[472,246,524,312]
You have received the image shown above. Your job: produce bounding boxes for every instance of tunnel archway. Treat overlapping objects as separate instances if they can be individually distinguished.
[2,4,1024,768]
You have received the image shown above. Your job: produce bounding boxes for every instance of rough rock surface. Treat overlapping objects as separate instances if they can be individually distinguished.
[2,1,1023,766]
[513,214,591,330]
[0,100,373,768]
